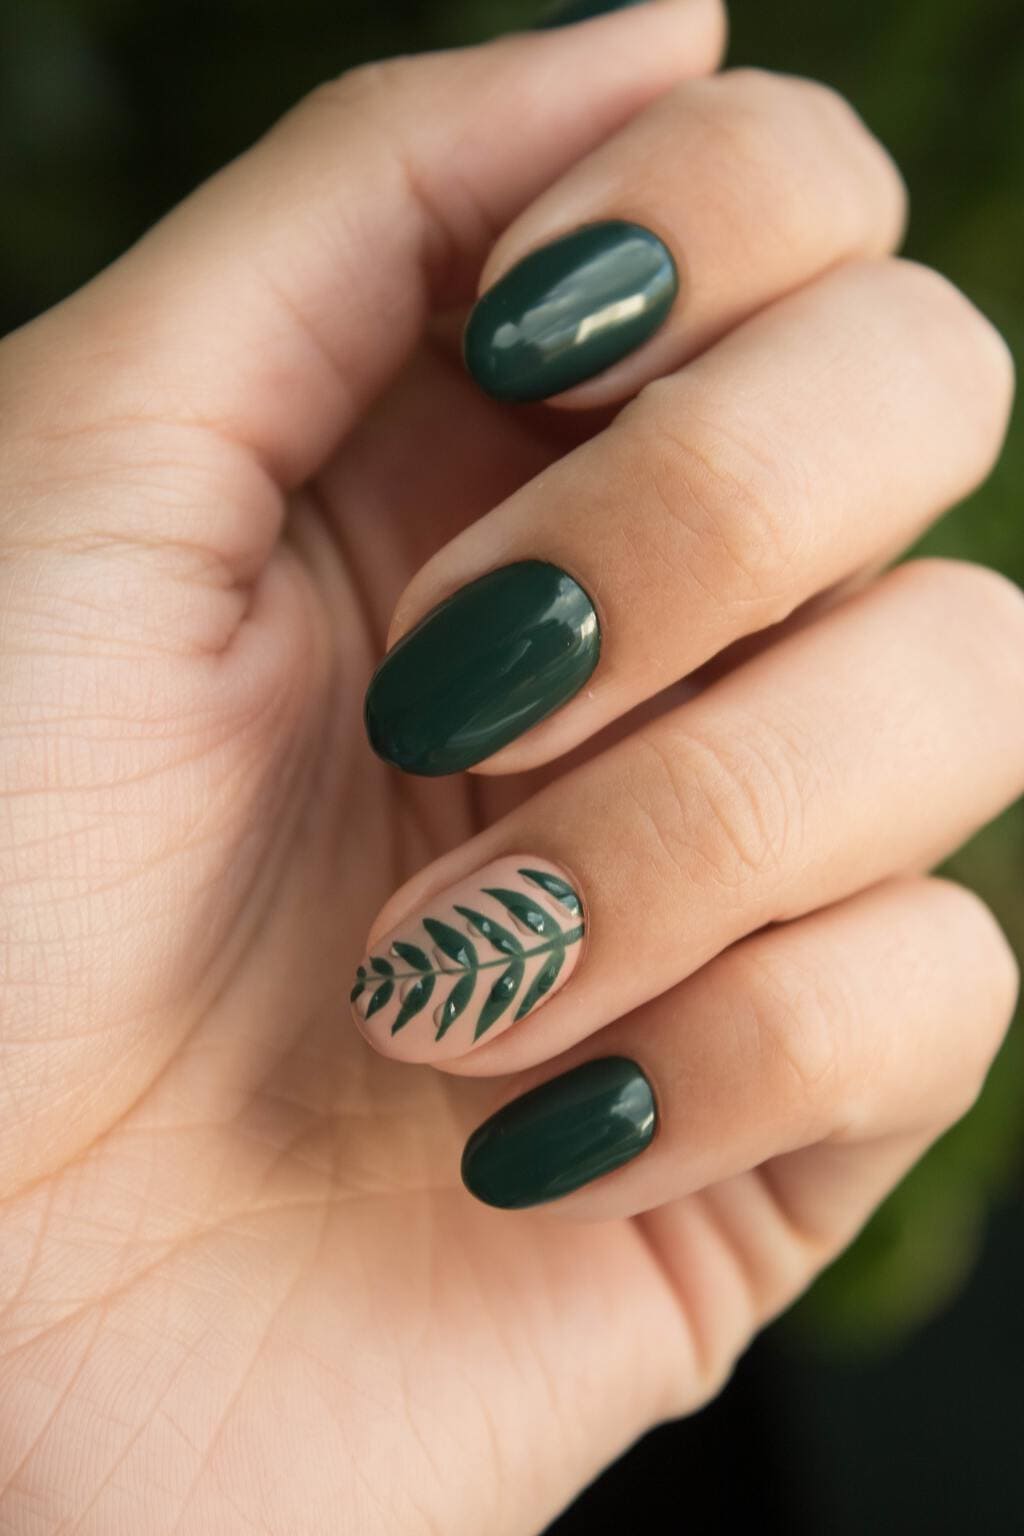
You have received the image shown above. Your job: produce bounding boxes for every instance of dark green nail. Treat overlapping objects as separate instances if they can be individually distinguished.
[364,561,600,776]
[461,1056,656,1209]
[536,0,651,27]
[463,220,677,402]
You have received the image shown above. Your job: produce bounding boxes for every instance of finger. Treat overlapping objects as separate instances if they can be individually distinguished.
[315,340,561,644]
[351,558,1024,1068]
[463,67,905,405]
[370,259,1012,777]
[456,877,1019,1218]
[1,1,725,569]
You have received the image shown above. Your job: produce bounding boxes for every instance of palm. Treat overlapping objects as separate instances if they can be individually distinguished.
[1,343,691,1532]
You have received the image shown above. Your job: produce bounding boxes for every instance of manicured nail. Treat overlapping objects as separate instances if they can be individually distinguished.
[364,561,599,776]
[351,857,586,1059]
[461,1057,656,1209]
[536,0,651,27]
[463,220,677,403]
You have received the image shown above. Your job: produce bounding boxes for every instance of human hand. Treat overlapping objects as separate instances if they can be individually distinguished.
[2,2,1022,1532]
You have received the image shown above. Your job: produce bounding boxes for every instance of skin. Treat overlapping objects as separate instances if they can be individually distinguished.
[0,3,1022,1532]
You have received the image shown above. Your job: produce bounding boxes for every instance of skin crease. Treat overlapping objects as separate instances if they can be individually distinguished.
[0,7,1022,1534]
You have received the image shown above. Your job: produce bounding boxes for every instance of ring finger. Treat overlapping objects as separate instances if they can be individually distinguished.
[457,875,1018,1221]
[351,557,1024,1068]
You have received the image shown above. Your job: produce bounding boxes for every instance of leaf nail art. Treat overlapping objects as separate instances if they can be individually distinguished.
[351,858,586,1051]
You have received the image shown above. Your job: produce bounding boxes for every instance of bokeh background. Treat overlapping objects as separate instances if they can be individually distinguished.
[3,0,1022,1529]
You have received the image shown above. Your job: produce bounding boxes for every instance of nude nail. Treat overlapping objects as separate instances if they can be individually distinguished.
[350,856,586,1060]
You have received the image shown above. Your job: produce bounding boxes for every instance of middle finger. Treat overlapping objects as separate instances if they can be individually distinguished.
[367,259,1011,778]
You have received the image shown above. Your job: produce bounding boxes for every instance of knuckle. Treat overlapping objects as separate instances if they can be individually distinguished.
[730,941,851,1125]
[882,259,1015,424]
[324,55,419,110]
[781,72,883,152]
[895,558,1024,699]
[626,392,812,620]
[947,559,1024,636]
[927,879,1020,1118]
[630,713,818,896]
[676,70,799,187]
[725,67,859,134]
[709,69,906,246]
[793,80,907,242]
[303,57,427,142]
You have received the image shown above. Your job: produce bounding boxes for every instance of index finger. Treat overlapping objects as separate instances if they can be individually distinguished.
[1,2,725,570]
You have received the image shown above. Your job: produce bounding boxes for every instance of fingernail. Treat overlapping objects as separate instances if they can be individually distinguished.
[364,561,599,776]
[536,0,652,27]
[461,1057,656,1209]
[463,220,677,403]
[351,857,586,1059]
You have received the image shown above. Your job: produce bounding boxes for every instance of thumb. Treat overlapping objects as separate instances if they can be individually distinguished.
[3,0,724,569]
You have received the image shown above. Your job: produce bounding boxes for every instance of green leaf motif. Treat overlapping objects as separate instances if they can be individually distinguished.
[435,974,475,1040]
[519,868,582,918]
[392,973,435,1034]
[355,868,584,1041]
[475,961,525,1039]
[514,951,565,1020]
[453,905,524,957]
[391,940,430,972]
[423,918,478,969]
[483,887,559,939]
[365,979,394,1018]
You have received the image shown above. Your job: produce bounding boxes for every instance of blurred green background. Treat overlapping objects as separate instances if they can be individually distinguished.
[3,0,1022,1522]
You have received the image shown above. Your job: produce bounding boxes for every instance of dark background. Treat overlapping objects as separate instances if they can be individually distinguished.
[3,0,1023,1529]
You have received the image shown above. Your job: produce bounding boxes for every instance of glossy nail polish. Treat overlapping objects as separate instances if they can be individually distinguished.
[351,857,586,1058]
[364,561,600,776]
[461,1056,656,1209]
[463,220,677,402]
[537,0,651,26]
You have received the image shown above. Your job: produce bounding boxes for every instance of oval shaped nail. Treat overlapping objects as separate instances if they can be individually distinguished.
[463,220,678,402]
[461,1056,657,1209]
[350,856,586,1060]
[364,561,600,776]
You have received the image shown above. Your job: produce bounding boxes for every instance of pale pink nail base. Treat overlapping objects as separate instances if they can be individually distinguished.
[350,857,585,1059]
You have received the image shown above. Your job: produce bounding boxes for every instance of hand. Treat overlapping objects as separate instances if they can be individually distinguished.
[1,3,1021,1532]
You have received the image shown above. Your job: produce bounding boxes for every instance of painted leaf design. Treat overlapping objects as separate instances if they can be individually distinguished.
[392,973,435,1034]
[453,905,524,957]
[483,887,560,939]
[514,951,565,1020]
[474,961,525,1039]
[519,868,582,918]
[391,940,430,971]
[353,868,585,1040]
[423,917,478,969]
[435,973,475,1040]
[365,979,394,1018]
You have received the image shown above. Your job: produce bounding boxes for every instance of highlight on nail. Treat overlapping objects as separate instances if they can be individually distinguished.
[463,219,678,402]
